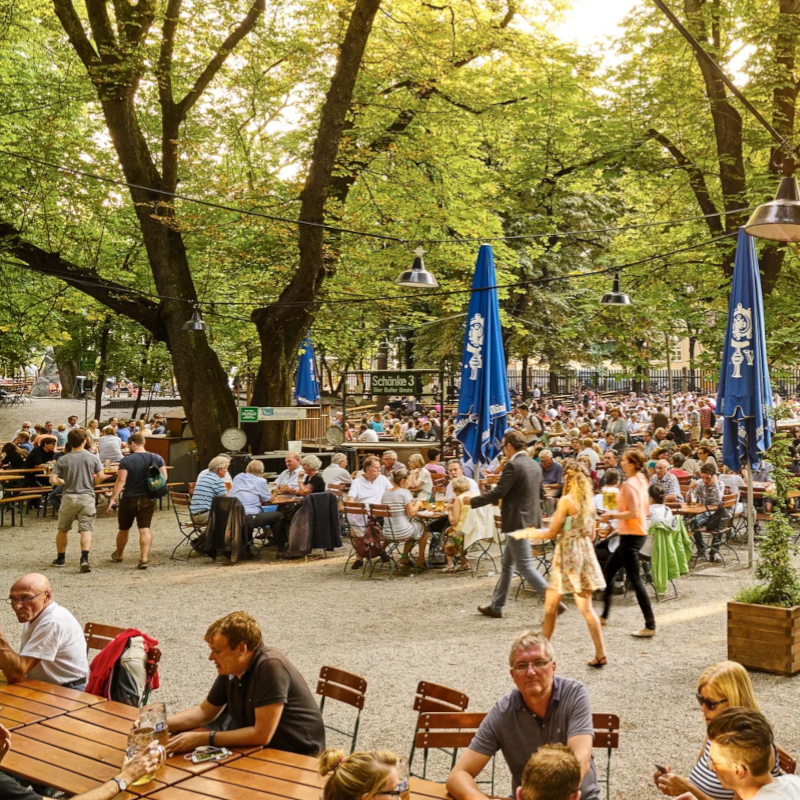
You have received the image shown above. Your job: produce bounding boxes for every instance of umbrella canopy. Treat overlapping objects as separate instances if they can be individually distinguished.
[717,229,774,470]
[294,336,321,406]
[455,245,511,468]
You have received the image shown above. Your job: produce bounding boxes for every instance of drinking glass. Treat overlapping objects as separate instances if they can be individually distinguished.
[396,756,410,800]
[140,702,168,748]
[124,729,166,785]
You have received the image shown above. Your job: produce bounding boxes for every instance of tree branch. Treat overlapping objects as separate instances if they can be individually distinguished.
[51,0,100,70]
[175,0,265,120]
[84,0,118,55]
[646,128,723,234]
[0,222,166,340]
[157,0,182,114]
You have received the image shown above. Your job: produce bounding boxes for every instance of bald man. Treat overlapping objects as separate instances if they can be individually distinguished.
[0,574,88,689]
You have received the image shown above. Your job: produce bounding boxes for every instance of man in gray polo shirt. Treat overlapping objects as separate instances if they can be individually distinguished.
[447,631,599,800]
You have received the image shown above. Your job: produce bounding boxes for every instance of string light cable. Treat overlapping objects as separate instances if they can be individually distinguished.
[0,147,753,245]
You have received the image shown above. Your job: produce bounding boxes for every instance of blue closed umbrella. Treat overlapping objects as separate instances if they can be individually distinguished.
[294,336,321,406]
[716,229,774,565]
[455,245,511,472]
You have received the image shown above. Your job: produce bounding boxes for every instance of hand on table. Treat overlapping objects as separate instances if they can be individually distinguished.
[165,730,209,755]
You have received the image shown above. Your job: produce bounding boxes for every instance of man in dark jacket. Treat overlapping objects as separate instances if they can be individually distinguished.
[472,431,564,619]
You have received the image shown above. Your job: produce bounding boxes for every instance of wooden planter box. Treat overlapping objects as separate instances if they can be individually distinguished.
[728,601,800,676]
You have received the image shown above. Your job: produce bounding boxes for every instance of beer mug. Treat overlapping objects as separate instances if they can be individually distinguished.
[396,756,411,800]
[140,702,169,748]
[125,728,166,785]
[602,487,619,511]
[434,493,445,512]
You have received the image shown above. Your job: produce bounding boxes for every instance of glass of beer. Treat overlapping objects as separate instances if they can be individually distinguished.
[435,493,445,512]
[396,756,411,800]
[140,702,168,748]
[420,497,430,510]
[602,487,619,511]
[124,728,166,785]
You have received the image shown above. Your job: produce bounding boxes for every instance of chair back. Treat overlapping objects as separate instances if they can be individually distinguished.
[413,681,469,713]
[778,744,796,774]
[170,491,191,508]
[413,711,486,751]
[317,665,367,710]
[343,501,368,521]
[593,713,620,800]
[369,503,392,520]
[84,622,161,687]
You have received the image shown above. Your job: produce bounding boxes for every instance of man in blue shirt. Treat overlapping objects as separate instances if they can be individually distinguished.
[117,419,135,443]
[190,457,228,523]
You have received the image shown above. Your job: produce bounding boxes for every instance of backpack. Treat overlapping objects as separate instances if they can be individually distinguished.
[146,454,168,498]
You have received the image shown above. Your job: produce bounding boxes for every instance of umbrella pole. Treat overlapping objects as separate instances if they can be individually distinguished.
[746,457,755,569]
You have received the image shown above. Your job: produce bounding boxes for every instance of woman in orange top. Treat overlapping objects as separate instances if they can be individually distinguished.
[598,449,656,638]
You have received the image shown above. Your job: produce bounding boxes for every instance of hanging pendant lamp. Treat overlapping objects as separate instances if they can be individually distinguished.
[744,158,800,242]
[600,271,632,306]
[396,247,438,287]
[183,304,207,331]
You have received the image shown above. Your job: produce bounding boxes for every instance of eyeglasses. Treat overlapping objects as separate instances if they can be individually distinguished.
[695,693,728,711]
[512,659,553,673]
[6,592,46,606]
[707,753,743,772]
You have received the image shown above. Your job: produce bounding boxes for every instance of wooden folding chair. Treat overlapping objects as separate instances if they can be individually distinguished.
[316,666,367,754]
[342,501,376,576]
[170,491,206,560]
[409,712,494,793]
[593,713,620,800]
[84,622,161,706]
[778,743,796,774]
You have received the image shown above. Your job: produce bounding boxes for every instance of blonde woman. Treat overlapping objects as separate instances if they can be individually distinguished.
[510,459,607,666]
[654,661,781,800]
[319,748,399,800]
[406,453,433,500]
[86,419,101,444]
[392,421,403,441]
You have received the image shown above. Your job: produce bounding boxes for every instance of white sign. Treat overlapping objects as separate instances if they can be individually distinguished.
[260,407,308,421]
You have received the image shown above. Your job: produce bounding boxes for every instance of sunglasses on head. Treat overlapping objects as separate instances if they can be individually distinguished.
[696,693,727,711]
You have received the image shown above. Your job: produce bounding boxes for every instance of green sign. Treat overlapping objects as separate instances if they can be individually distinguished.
[370,371,419,394]
[79,357,96,372]
[239,406,259,423]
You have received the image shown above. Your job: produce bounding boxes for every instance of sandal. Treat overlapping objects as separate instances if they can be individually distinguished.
[441,565,455,573]
[588,656,608,668]
[110,551,123,563]
[137,561,148,570]
[454,563,471,572]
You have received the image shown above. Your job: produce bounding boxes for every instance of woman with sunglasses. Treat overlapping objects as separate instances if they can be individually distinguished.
[319,748,401,800]
[653,660,781,799]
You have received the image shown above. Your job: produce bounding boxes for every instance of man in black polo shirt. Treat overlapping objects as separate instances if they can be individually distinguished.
[164,612,325,756]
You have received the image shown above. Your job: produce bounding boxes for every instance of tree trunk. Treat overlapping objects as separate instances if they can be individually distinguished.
[250,0,382,451]
[521,354,529,400]
[94,318,111,421]
[56,351,80,399]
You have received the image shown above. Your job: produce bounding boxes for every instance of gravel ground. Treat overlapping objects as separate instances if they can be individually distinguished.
[2,399,800,799]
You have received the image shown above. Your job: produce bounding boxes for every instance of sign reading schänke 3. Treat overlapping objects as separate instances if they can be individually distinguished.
[370,371,420,394]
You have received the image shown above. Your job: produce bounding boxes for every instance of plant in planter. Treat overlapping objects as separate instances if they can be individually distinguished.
[728,432,800,675]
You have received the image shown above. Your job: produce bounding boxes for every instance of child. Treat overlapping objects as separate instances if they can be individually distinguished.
[440,476,476,573]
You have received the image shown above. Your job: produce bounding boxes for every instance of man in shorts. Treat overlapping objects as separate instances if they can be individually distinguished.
[107,433,166,570]
[50,429,104,572]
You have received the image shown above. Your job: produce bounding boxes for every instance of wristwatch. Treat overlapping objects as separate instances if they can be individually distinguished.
[112,776,128,792]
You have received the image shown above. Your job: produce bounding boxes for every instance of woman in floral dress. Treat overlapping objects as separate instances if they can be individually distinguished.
[510,459,607,666]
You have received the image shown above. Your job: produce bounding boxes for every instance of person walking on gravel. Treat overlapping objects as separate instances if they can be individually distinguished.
[107,433,166,570]
[50,429,104,573]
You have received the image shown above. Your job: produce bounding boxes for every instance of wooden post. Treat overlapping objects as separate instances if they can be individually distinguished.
[665,333,674,417]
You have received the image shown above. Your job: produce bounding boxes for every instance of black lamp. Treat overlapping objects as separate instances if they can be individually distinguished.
[183,304,207,331]
[396,247,438,288]
[600,271,632,306]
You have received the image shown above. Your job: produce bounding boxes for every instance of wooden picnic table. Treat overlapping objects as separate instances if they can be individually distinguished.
[151,748,451,800]
[270,495,302,505]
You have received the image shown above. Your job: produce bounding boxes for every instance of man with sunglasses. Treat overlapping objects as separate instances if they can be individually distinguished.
[447,631,599,800]
[674,708,800,800]
[0,574,88,690]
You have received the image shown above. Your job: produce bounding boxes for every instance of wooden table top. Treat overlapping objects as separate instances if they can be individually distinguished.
[271,495,302,505]
[155,748,451,800]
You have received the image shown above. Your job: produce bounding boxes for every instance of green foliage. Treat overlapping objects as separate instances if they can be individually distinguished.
[736,432,800,608]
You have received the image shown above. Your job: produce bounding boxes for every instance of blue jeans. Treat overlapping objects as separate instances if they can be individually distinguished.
[489,537,548,611]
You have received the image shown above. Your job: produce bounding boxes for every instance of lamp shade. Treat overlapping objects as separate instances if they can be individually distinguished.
[396,247,438,288]
[600,271,632,306]
[744,176,800,242]
[183,306,207,331]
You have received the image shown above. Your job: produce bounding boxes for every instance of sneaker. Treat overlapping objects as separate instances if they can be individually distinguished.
[79,559,91,574]
[52,557,66,568]
[631,627,655,638]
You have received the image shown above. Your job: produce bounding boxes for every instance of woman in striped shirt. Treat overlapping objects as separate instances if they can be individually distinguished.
[653,661,781,800]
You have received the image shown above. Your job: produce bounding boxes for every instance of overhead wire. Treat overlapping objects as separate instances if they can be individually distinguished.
[0,147,753,245]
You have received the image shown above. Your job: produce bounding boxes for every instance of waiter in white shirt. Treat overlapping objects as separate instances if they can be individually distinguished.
[0,573,88,689]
